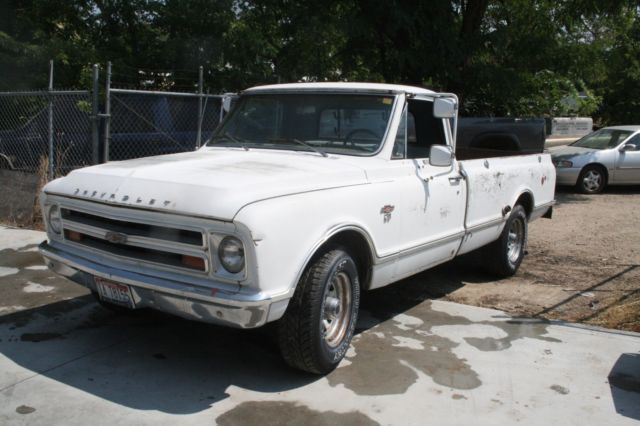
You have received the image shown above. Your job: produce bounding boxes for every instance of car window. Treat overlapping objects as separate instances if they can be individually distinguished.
[622,134,640,151]
[404,100,444,159]
[209,94,394,156]
[572,129,634,150]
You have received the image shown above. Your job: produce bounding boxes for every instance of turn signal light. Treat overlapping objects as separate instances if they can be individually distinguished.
[181,255,206,271]
[65,230,83,242]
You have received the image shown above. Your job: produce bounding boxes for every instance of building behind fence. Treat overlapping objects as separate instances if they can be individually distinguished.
[0,61,229,180]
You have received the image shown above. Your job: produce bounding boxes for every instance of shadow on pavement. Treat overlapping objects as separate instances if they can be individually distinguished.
[609,353,640,421]
[0,296,318,415]
[0,257,486,415]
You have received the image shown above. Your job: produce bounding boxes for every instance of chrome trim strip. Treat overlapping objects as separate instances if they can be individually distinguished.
[377,231,466,264]
[466,217,506,233]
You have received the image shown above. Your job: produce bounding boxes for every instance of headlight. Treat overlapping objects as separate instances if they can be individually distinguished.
[48,205,62,234]
[218,236,245,273]
[553,160,573,168]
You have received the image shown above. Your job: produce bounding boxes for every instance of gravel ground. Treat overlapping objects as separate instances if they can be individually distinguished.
[394,185,640,332]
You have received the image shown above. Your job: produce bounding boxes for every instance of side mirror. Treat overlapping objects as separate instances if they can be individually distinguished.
[620,143,637,152]
[429,144,453,167]
[433,98,457,118]
[222,94,233,113]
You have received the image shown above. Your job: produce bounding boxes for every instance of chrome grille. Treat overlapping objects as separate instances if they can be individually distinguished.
[61,209,203,246]
[60,206,208,273]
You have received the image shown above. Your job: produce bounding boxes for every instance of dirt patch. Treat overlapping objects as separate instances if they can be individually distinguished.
[0,169,39,226]
[0,159,47,229]
[430,185,640,332]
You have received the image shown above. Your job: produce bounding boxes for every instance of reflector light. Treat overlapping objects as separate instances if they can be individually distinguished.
[181,255,206,271]
[65,230,83,242]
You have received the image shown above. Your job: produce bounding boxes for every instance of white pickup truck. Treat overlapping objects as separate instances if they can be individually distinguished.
[39,83,555,374]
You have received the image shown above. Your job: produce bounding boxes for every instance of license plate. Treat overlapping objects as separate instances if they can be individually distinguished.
[95,277,135,309]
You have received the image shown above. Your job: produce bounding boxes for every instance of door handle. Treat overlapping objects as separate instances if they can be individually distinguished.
[448,175,464,184]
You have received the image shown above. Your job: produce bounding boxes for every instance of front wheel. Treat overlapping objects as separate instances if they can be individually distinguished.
[278,247,360,374]
[485,204,528,277]
[577,165,606,194]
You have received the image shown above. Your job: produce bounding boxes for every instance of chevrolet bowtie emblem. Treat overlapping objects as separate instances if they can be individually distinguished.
[380,205,395,223]
[380,205,395,215]
[104,231,128,244]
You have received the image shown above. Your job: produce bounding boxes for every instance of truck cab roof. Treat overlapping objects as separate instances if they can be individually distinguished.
[243,82,436,96]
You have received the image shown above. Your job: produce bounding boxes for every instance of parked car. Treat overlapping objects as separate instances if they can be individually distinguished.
[549,126,640,193]
[39,82,555,374]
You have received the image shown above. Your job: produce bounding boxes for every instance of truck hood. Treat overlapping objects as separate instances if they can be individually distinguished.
[44,149,369,220]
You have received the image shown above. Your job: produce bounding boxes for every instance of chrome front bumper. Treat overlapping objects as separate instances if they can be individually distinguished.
[39,241,287,328]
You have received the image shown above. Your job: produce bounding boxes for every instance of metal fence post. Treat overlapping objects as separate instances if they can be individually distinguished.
[103,61,111,162]
[91,64,100,165]
[196,65,203,149]
[48,60,54,180]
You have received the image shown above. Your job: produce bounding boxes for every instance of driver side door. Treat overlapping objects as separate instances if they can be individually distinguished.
[392,97,466,280]
[614,133,640,183]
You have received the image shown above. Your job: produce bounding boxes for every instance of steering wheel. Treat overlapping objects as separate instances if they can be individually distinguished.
[344,128,380,146]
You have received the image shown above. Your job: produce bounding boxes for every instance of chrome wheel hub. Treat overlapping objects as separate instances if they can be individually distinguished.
[507,218,524,264]
[322,271,352,348]
[583,170,602,192]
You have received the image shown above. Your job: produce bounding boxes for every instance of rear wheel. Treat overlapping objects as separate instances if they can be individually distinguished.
[485,204,528,277]
[278,247,360,374]
[577,165,606,194]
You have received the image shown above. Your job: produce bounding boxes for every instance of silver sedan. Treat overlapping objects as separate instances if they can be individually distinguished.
[549,125,640,193]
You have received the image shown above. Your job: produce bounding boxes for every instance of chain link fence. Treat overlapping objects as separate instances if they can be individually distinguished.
[0,90,94,175]
[108,90,223,161]
[0,62,231,181]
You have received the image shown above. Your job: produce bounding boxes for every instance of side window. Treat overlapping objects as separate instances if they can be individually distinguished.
[406,99,446,159]
[623,134,640,151]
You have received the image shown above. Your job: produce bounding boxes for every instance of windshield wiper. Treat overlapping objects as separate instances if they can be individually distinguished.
[285,138,328,158]
[211,132,249,151]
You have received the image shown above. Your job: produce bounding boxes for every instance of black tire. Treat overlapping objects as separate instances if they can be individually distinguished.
[576,165,606,194]
[278,247,360,374]
[485,204,528,277]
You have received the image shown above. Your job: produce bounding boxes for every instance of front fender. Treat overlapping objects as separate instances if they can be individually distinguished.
[233,182,401,302]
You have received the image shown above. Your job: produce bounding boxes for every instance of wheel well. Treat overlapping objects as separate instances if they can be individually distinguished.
[316,230,373,290]
[582,163,609,183]
[515,192,534,218]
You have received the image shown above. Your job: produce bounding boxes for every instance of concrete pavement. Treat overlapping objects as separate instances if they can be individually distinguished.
[0,226,638,425]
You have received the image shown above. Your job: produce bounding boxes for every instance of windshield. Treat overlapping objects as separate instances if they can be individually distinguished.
[571,128,633,150]
[206,93,395,156]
